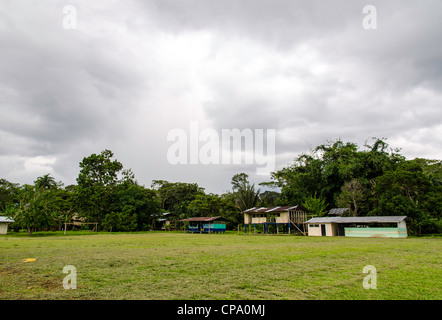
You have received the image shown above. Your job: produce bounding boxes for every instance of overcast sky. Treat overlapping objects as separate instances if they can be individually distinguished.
[1,0,441,194]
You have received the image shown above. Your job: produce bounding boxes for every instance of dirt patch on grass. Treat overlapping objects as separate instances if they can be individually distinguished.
[0,263,62,296]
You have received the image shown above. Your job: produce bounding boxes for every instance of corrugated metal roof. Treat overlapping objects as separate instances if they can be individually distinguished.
[0,216,14,223]
[243,206,305,213]
[179,216,224,222]
[162,212,175,216]
[306,216,407,224]
[253,207,271,213]
[266,206,281,212]
[328,208,350,216]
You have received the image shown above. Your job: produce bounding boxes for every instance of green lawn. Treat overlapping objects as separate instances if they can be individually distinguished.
[0,231,440,300]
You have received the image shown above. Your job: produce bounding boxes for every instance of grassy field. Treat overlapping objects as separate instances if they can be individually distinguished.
[0,231,440,300]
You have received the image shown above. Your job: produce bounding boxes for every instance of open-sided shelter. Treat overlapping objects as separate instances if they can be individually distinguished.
[180,216,227,233]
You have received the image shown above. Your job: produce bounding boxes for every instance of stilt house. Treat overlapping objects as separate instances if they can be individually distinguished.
[242,206,309,235]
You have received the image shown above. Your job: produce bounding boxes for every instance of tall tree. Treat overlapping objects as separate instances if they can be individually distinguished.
[270,154,325,206]
[337,179,366,216]
[34,174,58,191]
[270,138,405,212]
[76,150,123,227]
[107,184,161,231]
[370,160,440,235]
[0,179,20,213]
[14,184,64,235]
[187,193,224,217]
[258,190,281,207]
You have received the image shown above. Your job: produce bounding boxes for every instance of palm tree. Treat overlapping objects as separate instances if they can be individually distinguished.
[34,174,57,191]
[235,183,260,212]
[231,173,260,212]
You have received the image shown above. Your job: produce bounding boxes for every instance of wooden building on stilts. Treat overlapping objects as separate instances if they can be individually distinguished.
[242,206,310,235]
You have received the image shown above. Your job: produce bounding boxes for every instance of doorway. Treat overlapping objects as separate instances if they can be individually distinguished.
[337,224,345,236]
[321,224,326,236]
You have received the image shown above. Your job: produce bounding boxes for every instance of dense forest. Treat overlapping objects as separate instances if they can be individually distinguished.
[1,138,441,235]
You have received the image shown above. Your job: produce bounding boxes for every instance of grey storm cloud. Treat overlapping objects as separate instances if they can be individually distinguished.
[0,0,441,193]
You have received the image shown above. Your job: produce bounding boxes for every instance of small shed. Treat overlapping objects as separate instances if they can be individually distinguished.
[0,217,14,235]
[305,216,408,238]
[156,212,177,231]
[180,216,226,233]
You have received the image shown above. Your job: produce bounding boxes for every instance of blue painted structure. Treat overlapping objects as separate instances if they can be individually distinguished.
[180,216,227,233]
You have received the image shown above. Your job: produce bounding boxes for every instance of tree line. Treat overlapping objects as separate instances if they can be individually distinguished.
[268,138,441,235]
[0,138,440,235]
[0,150,260,235]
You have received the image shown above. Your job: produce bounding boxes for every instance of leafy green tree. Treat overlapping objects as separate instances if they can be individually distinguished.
[270,138,407,212]
[302,192,328,216]
[218,192,242,228]
[370,160,439,235]
[258,190,281,207]
[151,180,204,219]
[270,154,325,206]
[231,173,249,191]
[14,184,63,235]
[52,187,76,230]
[109,184,161,231]
[187,192,241,229]
[0,179,20,213]
[33,174,74,231]
[76,150,123,227]
[415,158,442,187]
[187,193,223,217]
[14,184,40,235]
[102,212,121,232]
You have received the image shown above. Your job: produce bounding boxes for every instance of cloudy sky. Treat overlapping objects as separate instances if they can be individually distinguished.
[0,0,441,194]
